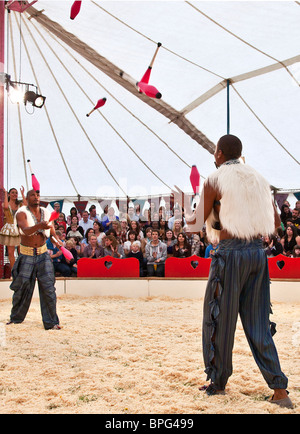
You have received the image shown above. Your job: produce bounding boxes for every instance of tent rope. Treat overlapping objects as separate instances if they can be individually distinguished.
[9,13,29,190]
[28,17,173,192]
[232,84,300,166]
[186,1,300,87]
[15,12,80,196]
[20,15,133,197]
[90,0,225,80]
[41,25,205,178]
[25,5,216,156]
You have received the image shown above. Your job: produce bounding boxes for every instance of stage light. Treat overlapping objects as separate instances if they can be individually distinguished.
[24,90,46,108]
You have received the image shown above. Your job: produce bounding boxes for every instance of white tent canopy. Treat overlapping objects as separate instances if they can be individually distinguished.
[3,0,300,203]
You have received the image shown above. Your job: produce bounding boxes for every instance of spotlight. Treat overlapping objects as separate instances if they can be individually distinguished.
[24,90,46,108]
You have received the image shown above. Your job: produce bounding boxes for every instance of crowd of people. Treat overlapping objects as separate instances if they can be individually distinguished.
[1,190,300,278]
[47,199,300,278]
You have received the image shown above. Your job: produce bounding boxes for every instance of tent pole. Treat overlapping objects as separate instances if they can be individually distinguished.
[0,1,5,278]
[227,79,230,134]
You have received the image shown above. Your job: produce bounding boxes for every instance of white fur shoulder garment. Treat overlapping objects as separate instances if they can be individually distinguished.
[206,161,275,243]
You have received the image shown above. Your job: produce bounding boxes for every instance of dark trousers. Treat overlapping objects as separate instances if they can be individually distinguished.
[147,263,165,277]
[10,252,59,330]
[202,238,288,390]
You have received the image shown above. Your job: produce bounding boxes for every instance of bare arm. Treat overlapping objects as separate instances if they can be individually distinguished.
[185,181,217,233]
[273,201,281,229]
[16,211,52,236]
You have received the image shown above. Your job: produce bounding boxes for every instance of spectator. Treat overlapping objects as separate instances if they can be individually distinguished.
[111,220,122,242]
[93,220,105,244]
[124,230,141,256]
[173,220,184,239]
[119,219,129,244]
[103,234,124,258]
[66,216,84,237]
[280,204,292,227]
[83,234,104,258]
[199,227,209,257]
[66,223,83,241]
[57,213,67,233]
[158,218,167,240]
[128,206,139,222]
[89,204,101,222]
[127,241,144,276]
[168,206,186,230]
[145,229,167,277]
[127,220,144,240]
[53,202,61,214]
[69,236,82,257]
[46,230,71,276]
[60,239,78,276]
[292,245,300,258]
[263,234,283,257]
[80,228,95,255]
[291,208,300,229]
[102,207,119,232]
[173,232,191,258]
[134,203,143,221]
[281,224,300,257]
[79,210,94,233]
[205,241,219,258]
[163,229,176,257]
[185,229,201,256]
[67,206,81,226]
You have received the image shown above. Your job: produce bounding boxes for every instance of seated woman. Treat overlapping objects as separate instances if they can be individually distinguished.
[83,234,104,258]
[281,224,300,257]
[103,234,125,258]
[80,228,95,256]
[172,232,191,258]
[67,206,81,226]
[66,215,84,237]
[127,220,144,240]
[173,220,184,239]
[93,220,105,244]
[263,234,283,257]
[163,229,176,258]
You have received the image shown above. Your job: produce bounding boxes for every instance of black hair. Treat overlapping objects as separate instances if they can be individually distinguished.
[218,134,242,159]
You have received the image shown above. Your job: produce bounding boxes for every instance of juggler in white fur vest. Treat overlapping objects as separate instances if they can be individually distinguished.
[206,160,275,243]
[15,206,51,238]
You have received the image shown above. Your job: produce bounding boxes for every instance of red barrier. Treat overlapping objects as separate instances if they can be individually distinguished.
[268,254,300,279]
[76,254,300,279]
[165,255,211,278]
[77,256,140,278]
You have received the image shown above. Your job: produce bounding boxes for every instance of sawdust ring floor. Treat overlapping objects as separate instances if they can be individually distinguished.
[0,294,299,414]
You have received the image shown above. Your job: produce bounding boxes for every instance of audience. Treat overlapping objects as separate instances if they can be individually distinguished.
[28,198,300,278]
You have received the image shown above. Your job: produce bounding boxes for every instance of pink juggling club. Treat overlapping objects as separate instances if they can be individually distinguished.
[190,165,200,195]
[27,160,40,193]
[51,237,74,261]
[70,1,82,20]
[86,98,107,117]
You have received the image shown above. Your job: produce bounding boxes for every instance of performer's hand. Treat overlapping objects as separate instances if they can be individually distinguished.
[39,221,53,230]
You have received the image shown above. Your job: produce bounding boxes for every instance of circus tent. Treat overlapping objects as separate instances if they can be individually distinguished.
[1,0,300,209]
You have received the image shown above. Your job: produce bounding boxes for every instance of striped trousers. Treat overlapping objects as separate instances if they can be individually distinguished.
[202,238,288,390]
[9,252,59,330]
